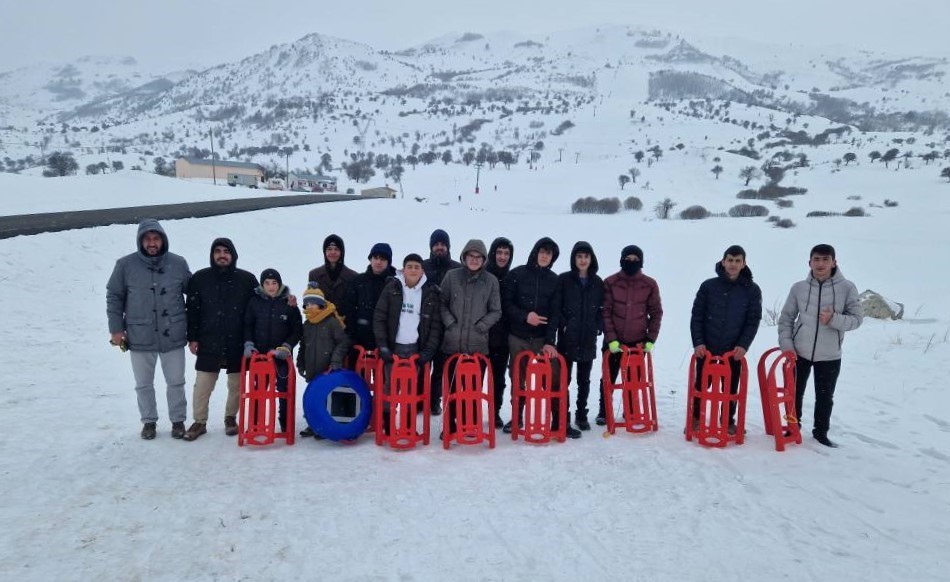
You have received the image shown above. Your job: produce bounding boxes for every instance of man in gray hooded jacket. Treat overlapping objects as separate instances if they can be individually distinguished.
[778,244,863,447]
[107,219,191,440]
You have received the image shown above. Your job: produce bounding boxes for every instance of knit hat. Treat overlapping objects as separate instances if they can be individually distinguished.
[429,229,451,251]
[621,245,644,265]
[259,268,282,286]
[722,245,746,259]
[403,253,424,266]
[367,242,393,265]
[302,282,327,308]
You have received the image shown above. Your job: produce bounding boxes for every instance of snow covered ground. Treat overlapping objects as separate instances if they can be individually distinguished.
[0,169,948,581]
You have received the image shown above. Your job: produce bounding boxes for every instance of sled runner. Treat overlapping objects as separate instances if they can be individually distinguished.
[238,351,295,446]
[510,351,568,444]
[685,351,748,448]
[375,355,431,450]
[757,348,802,452]
[442,353,495,449]
[601,346,658,435]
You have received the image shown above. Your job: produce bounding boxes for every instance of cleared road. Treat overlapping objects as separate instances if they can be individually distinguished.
[0,194,364,239]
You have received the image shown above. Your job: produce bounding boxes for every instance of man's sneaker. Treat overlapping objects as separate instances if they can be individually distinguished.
[224,416,238,437]
[170,422,186,439]
[565,426,582,439]
[430,402,442,416]
[502,420,515,434]
[182,422,207,441]
[141,422,157,440]
[595,415,607,426]
[813,431,838,448]
[575,416,591,431]
[300,426,314,437]
[494,412,504,429]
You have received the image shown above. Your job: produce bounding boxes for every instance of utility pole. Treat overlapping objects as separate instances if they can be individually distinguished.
[575,152,580,164]
[474,161,483,194]
[558,148,564,163]
[285,150,290,188]
[209,129,217,185]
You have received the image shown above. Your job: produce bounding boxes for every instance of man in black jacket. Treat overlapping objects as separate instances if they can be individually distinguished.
[689,245,763,434]
[422,229,461,416]
[343,242,396,354]
[503,237,579,439]
[556,241,605,432]
[184,238,259,440]
[308,234,357,308]
[486,237,514,428]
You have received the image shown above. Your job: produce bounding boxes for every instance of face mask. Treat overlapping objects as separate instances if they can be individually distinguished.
[621,260,641,276]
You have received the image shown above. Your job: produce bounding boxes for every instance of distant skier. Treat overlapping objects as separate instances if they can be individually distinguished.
[778,244,863,448]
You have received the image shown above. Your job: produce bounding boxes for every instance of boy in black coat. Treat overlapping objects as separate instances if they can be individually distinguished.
[556,241,605,432]
[689,245,763,434]
[243,268,303,432]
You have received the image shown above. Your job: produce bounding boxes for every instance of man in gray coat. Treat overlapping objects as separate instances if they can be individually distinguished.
[107,219,191,440]
[440,239,501,434]
[778,244,863,448]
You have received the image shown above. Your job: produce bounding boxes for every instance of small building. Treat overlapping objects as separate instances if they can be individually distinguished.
[288,173,338,192]
[175,157,264,184]
[361,185,398,199]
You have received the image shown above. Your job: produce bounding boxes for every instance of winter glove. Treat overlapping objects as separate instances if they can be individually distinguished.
[643,342,654,353]
[378,347,393,363]
[418,350,434,364]
[243,341,257,358]
[274,344,292,360]
[608,340,622,354]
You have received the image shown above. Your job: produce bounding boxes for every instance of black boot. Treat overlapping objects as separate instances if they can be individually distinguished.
[813,430,838,448]
[575,412,591,431]
[493,410,504,429]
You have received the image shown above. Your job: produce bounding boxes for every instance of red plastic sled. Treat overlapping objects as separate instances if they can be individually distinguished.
[353,346,383,433]
[442,353,495,449]
[757,348,802,452]
[510,350,568,444]
[375,355,431,450]
[602,346,658,435]
[238,351,295,446]
[685,351,747,448]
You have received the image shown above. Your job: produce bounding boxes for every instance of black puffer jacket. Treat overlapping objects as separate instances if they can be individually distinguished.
[504,237,560,344]
[342,264,397,350]
[307,234,357,308]
[690,262,763,356]
[373,275,443,356]
[486,237,514,350]
[244,285,303,352]
[186,238,258,372]
[556,241,605,362]
[422,255,461,286]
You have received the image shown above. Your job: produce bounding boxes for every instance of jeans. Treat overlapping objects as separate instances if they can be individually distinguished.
[130,349,187,423]
[795,357,842,435]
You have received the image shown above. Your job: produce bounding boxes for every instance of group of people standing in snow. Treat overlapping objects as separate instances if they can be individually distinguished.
[107,219,863,448]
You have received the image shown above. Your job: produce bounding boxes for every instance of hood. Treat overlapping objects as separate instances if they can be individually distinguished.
[808,266,845,285]
[397,271,428,290]
[459,239,489,272]
[136,218,168,257]
[569,241,598,276]
[527,237,560,270]
[487,237,514,278]
[715,261,753,284]
[323,234,346,266]
[209,237,238,270]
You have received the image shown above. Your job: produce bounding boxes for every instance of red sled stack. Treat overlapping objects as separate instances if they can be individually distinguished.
[238,351,296,446]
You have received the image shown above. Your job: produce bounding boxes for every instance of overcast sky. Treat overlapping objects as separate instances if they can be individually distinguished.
[1,0,946,73]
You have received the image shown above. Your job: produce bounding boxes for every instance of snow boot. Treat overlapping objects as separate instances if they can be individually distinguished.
[575,413,591,431]
[813,430,838,448]
[141,422,157,440]
[170,421,186,439]
[182,422,207,441]
[224,416,238,437]
[493,411,504,429]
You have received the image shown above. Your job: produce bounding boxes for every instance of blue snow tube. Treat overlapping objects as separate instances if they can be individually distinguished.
[302,370,373,441]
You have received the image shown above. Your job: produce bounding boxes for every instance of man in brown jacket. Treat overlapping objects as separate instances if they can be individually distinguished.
[308,234,357,307]
[597,245,663,425]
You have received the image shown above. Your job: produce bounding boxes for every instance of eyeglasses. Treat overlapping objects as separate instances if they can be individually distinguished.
[465,254,485,262]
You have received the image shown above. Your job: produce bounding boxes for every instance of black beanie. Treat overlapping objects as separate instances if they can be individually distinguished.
[368,242,393,264]
[403,253,424,266]
[621,245,644,265]
[429,229,451,250]
[259,268,282,286]
[323,234,344,254]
